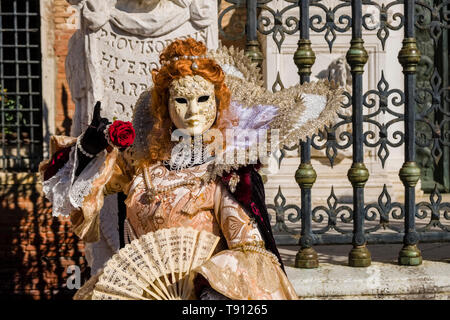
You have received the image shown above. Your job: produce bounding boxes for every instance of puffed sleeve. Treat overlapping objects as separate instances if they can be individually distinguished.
[39,135,132,242]
[193,182,298,300]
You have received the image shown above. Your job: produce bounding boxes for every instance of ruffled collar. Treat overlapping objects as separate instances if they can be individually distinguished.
[162,137,214,172]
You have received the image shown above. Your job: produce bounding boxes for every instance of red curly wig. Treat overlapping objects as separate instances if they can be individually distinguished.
[147,38,231,164]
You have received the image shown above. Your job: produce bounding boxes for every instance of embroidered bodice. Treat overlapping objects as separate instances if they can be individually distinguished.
[125,161,263,251]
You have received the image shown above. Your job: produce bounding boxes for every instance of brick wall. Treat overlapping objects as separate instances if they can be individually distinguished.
[0,174,89,300]
[53,0,77,136]
[0,1,86,300]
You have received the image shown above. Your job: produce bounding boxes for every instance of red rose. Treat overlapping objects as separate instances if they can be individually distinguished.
[108,120,135,148]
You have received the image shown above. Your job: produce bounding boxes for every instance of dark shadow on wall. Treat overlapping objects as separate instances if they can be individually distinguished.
[42,101,51,155]
[0,174,89,300]
[60,85,72,136]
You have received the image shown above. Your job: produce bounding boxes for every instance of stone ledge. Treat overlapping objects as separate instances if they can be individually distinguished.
[286,261,450,300]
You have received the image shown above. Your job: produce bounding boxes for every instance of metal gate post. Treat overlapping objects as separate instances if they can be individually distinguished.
[294,0,319,269]
[346,0,371,267]
[244,0,263,67]
[397,0,422,266]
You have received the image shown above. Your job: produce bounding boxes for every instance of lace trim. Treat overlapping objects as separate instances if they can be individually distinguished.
[162,136,212,172]
[42,144,107,216]
[42,147,77,217]
[68,149,106,208]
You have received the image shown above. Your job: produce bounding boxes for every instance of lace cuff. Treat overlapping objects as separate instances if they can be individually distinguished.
[40,135,76,216]
[69,146,119,242]
[42,146,76,216]
[70,145,106,208]
[40,135,120,242]
[42,143,107,217]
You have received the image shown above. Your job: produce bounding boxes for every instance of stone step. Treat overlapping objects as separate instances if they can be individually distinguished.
[286,261,450,299]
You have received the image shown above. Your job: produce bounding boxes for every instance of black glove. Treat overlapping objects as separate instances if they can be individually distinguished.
[80,101,110,154]
[76,101,111,176]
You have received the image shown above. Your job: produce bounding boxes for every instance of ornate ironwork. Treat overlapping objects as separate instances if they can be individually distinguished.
[309,0,352,52]
[415,69,450,164]
[257,0,299,52]
[311,92,352,167]
[346,39,369,74]
[364,184,404,233]
[295,162,317,189]
[362,0,404,50]
[293,39,316,77]
[415,0,450,192]
[267,186,301,234]
[311,186,353,235]
[363,71,405,167]
[217,0,450,268]
[295,0,319,269]
[245,0,264,66]
[347,0,372,267]
[416,184,450,232]
[397,0,423,265]
[271,71,285,92]
[265,183,450,246]
[218,0,246,42]
[415,0,450,44]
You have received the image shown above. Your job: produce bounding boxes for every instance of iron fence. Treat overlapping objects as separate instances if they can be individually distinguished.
[218,0,450,267]
[0,0,42,172]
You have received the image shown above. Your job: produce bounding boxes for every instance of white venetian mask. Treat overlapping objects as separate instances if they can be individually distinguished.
[168,75,217,136]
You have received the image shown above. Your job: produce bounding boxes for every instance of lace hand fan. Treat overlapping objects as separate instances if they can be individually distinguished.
[91,227,220,300]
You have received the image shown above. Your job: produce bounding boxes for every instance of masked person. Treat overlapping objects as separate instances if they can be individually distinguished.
[40,38,343,300]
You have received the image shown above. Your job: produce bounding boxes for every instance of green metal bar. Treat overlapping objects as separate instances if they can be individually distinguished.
[346,0,371,267]
[397,0,422,266]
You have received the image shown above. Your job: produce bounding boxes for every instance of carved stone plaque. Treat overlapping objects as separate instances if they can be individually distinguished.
[66,0,218,135]
[96,22,210,121]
